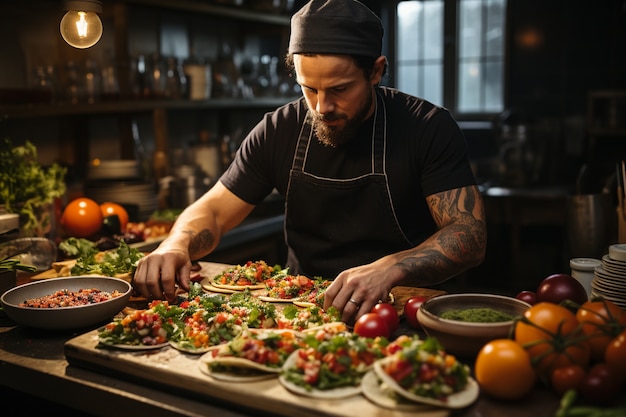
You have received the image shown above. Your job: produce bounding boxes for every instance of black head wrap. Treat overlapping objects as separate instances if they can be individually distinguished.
[288,0,384,58]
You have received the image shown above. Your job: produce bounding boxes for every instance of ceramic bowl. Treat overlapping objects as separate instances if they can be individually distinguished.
[0,276,131,330]
[417,293,531,358]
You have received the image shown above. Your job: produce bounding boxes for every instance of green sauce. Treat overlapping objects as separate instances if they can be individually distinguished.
[440,307,514,323]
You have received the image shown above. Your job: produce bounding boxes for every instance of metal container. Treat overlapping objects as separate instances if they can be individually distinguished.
[567,193,613,259]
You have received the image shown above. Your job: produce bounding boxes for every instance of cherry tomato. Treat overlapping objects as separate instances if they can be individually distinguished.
[474,339,537,400]
[354,313,389,339]
[605,329,626,382]
[404,296,427,329]
[514,302,590,374]
[370,303,399,335]
[535,273,588,306]
[516,290,537,305]
[580,363,622,405]
[576,299,626,361]
[100,202,129,233]
[550,364,586,395]
[60,197,103,238]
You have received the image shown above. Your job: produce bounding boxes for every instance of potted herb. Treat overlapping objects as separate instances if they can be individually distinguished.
[0,138,67,237]
[0,258,36,296]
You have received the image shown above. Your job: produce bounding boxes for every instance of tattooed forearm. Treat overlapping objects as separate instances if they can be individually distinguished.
[393,186,487,286]
[186,229,216,259]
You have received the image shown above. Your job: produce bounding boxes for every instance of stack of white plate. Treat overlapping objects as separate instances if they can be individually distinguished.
[593,244,626,309]
[87,160,141,180]
[84,180,158,221]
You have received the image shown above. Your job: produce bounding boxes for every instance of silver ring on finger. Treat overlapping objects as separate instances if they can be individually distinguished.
[349,298,360,307]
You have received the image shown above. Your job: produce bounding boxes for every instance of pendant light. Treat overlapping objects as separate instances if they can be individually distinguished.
[60,0,103,49]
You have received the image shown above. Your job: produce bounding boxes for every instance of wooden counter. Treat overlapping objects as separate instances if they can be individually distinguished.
[1,263,618,417]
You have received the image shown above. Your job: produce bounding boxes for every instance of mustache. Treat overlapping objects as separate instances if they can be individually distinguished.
[312,112,346,123]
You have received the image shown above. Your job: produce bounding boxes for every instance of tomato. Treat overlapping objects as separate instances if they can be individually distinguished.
[550,364,586,395]
[576,299,626,361]
[605,329,626,382]
[370,303,399,335]
[474,339,537,400]
[514,302,590,374]
[100,202,129,233]
[516,290,537,306]
[535,273,588,306]
[354,313,389,338]
[580,363,622,405]
[60,197,103,238]
[403,296,427,329]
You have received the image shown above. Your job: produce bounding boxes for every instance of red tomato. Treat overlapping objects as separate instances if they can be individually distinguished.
[354,313,389,338]
[404,296,427,329]
[576,299,626,361]
[535,273,588,306]
[580,363,622,405]
[516,290,537,305]
[100,202,129,233]
[550,364,586,395]
[60,197,103,238]
[605,329,626,382]
[371,303,399,335]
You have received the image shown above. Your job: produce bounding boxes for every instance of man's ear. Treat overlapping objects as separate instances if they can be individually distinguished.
[371,56,387,85]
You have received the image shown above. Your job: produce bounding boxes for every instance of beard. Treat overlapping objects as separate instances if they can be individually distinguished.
[310,91,374,147]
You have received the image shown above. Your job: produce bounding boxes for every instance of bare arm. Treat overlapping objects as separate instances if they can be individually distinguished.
[323,184,487,323]
[132,181,255,301]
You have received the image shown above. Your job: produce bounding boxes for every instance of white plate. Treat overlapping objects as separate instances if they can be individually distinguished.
[373,357,479,409]
[609,244,626,262]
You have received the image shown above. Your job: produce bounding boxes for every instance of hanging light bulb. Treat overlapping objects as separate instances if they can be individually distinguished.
[60,0,103,49]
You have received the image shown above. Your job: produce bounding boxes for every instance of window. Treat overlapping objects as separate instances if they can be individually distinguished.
[396,0,507,115]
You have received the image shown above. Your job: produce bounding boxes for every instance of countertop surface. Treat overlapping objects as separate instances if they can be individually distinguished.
[2,260,624,417]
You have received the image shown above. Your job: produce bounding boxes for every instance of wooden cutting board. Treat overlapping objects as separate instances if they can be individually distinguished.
[64,331,449,417]
[63,262,448,417]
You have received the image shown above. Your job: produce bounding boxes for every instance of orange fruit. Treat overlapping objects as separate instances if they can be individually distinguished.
[61,197,103,237]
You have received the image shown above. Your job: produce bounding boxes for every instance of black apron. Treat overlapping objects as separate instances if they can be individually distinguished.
[284,91,414,279]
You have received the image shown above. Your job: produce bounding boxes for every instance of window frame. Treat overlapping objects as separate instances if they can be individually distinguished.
[387,0,508,120]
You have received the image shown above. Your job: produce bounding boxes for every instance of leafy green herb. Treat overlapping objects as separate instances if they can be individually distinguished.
[71,240,144,276]
[0,138,67,237]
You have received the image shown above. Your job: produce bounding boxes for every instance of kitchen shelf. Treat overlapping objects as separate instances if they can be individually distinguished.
[125,0,292,26]
[0,97,298,119]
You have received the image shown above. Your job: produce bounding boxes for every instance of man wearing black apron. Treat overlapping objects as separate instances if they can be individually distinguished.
[133,0,487,324]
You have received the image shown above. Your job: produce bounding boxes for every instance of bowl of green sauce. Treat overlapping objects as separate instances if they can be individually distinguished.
[417,293,531,358]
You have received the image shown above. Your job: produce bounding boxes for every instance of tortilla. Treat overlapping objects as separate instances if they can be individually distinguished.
[373,357,480,409]
[198,347,282,382]
[361,370,442,412]
[292,300,316,308]
[201,282,238,294]
[169,340,213,354]
[257,295,304,303]
[98,340,169,351]
[198,360,278,382]
[278,349,362,400]
[211,282,265,291]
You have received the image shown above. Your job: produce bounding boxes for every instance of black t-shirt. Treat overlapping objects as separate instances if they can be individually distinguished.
[220,86,476,246]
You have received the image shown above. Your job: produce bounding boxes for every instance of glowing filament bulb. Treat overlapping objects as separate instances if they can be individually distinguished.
[76,12,88,38]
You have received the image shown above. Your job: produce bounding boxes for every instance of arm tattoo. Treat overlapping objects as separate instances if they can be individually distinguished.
[394,186,486,285]
[186,229,216,259]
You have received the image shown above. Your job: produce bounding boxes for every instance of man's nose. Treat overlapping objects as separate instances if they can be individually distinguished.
[316,91,335,115]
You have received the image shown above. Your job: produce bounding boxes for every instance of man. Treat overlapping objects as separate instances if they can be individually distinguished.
[133,0,487,324]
